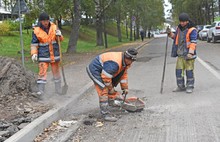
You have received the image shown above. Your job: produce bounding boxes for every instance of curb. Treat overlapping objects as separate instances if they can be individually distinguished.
[5,82,93,142]
[5,39,154,142]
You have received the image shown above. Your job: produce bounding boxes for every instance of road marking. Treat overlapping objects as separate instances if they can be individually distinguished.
[197,57,220,80]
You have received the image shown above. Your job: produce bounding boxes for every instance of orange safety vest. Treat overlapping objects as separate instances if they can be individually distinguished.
[171,27,197,57]
[98,52,129,89]
[175,27,196,51]
[31,22,63,63]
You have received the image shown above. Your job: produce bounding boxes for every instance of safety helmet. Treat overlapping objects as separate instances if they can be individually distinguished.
[39,12,49,21]
[124,48,138,61]
[179,13,189,22]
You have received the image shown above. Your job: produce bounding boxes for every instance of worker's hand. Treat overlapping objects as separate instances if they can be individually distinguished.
[166,27,171,35]
[109,88,115,94]
[31,54,38,63]
[122,88,128,95]
[187,53,193,59]
[56,30,62,36]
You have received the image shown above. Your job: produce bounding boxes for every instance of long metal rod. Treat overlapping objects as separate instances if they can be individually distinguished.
[18,0,25,67]
[160,34,169,94]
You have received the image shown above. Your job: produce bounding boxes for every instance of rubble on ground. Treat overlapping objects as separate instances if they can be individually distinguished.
[0,56,50,141]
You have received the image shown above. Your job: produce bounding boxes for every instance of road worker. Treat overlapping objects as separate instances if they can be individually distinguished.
[86,48,138,121]
[30,12,64,96]
[167,12,197,93]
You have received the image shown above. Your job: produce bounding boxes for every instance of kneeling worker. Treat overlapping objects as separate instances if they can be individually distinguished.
[86,48,138,122]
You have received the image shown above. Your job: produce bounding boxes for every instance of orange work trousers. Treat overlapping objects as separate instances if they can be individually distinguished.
[38,62,61,82]
[95,84,119,102]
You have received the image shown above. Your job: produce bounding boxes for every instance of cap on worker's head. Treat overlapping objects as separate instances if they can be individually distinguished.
[124,48,138,61]
[39,12,49,21]
[179,12,189,22]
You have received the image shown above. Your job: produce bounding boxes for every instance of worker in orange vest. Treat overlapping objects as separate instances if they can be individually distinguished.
[167,13,197,93]
[30,12,64,97]
[86,48,138,122]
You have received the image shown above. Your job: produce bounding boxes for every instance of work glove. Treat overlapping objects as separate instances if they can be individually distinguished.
[56,30,62,36]
[122,88,128,95]
[31,54,38,63]
[187,53,193,59]
[185,53,196,60]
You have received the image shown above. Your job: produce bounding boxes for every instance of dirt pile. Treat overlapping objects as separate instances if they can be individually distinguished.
[0,56,37,95]
[0,56,49,141]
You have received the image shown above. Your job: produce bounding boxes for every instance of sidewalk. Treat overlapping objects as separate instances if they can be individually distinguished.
[5,39,154,142]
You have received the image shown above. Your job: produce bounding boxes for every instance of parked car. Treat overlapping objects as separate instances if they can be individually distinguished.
[207,21,220,43]
[196,25,204,38]
[198,25,211,41]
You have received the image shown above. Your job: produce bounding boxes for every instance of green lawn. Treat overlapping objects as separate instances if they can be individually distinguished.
[0,23,132,72]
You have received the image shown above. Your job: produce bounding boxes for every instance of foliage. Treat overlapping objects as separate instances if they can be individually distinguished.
[215,16,220,21]
[169,0,219,25]
[0,21,11,35]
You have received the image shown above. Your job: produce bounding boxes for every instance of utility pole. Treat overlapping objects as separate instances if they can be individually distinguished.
[18,0,25,67]
[12,0,29,67]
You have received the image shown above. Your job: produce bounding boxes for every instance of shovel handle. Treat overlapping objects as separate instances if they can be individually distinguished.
[122,92,127,104]
[56,20,62,62]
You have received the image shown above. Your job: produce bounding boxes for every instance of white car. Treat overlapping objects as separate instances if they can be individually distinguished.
[198,25,211,41]
[207,21,220,43]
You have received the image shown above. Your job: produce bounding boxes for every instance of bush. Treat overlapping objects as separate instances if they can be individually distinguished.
[9,21,20,31]
[0,21,10,35]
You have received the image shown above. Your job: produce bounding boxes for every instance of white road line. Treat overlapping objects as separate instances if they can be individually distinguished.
[197,56,220,80]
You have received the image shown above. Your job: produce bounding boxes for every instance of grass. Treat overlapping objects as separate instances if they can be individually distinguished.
[0,23,132,72]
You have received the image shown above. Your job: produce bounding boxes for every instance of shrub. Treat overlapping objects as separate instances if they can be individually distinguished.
[9,21,20,31]
[0,21,10,35]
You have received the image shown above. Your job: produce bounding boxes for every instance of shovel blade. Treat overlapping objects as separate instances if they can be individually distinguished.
[62,84,68,95]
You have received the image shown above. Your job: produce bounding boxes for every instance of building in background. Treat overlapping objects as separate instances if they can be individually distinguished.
[0,0,11,21]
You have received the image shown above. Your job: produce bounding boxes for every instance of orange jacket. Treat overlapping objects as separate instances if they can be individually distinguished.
[31,22,64,63]
[88,52,129,90]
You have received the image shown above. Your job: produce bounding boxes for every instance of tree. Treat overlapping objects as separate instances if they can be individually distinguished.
[93,0,114,46]
[67,0,81,53]
[169,0,218,25]
[44,0,72,29]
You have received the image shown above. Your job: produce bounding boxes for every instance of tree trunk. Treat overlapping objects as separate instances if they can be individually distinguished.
[96,16,104,46]
[103,8,107,48]
[129,14,133,41]
[212,0,215,22]
[95,0,104,46]
[219,0,220,17]
[136,18,140,40]
[126,19,128,39]
[116,13,122,42]
[58,15,62,29]
[67,0,81,53]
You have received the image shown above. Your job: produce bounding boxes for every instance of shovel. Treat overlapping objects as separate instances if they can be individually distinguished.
[56,21,68,95]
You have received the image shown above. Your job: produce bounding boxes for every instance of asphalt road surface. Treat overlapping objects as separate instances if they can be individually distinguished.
[44,37,220,142]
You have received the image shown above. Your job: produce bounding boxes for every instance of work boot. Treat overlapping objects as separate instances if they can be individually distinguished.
[108,99,122,107]
[186,87,193,93]
[55,81,62,95]
[172,86,186,92]
[31,83,45,99]
[103,114,118,122]
[37,83,45,95]
[100,101,117,122]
